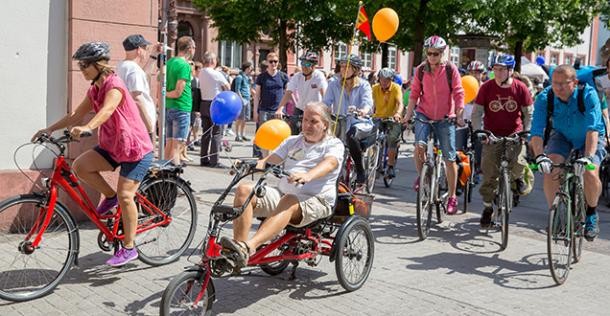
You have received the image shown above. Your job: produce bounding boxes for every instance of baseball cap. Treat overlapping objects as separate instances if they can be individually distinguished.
[122,34,151,51]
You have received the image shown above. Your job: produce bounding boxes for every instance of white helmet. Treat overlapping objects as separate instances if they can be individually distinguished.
[424,35,447,50]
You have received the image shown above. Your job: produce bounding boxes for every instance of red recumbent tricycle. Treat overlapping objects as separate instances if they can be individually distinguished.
[160,159,375,315]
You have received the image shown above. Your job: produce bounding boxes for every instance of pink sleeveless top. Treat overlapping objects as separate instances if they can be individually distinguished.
[87,73,153,163]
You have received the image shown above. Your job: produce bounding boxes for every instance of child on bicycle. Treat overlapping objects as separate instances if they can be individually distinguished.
[220,102,344,268]
[403,35,465,215]
[470,54,533,228]
[32,42,153,266]
[372,67,404,178]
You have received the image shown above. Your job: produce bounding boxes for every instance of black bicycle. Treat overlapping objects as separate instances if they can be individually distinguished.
[475,130,529,251]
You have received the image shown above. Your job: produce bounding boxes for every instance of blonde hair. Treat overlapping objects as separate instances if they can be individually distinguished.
[94,59,113,75]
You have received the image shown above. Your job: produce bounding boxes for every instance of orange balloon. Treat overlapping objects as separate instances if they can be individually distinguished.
[372,8,399,42]
[461,75,480,104]
[254,119,292,150]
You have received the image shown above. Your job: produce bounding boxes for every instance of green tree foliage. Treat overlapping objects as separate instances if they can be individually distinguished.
[477,0,607,71]
[193,0,608,73]
[193,0,358,71]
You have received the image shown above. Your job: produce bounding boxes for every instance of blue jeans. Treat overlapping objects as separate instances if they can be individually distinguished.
[94,146,153,182]
[166,108,191,141]
[413,112,457,161]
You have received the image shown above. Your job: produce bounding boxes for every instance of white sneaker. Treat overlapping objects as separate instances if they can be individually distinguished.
[226,129,235,136]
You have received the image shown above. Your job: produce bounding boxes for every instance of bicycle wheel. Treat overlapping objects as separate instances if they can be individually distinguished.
[136,176,198,266]
[416,164,434,240]
[0,195,78,301]
[383,144,395,188]
[160,269,215,316]
[547,196,573,285]
[572,188,585,263]
[334,217,374,292]
[364,143,379,194]
[436,160,448,223]
[499,174,511,251]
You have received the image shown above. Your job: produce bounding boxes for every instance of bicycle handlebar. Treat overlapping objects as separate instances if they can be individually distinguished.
[473,130,530,144]
[529,161,596,172]
[33,130,92,155]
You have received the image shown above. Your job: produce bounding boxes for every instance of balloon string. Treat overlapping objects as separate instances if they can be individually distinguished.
[333,1,364,136]
[181,124,241,169]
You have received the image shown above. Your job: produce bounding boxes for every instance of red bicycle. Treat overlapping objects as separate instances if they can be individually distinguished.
[0,131,198,301]
[159,160,374,315]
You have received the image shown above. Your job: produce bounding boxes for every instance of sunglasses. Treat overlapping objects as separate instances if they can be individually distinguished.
[268,60,279,64]
[78,61,91,70]
[426,51,440,57]
[301,61,314,68]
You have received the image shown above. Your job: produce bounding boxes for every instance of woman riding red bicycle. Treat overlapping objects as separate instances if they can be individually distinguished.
[32,41,153,267]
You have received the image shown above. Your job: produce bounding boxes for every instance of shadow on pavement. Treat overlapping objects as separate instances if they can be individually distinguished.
[402,252,555,290]
[211,267,347,314]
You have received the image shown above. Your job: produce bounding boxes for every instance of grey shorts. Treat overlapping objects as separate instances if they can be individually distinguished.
[254,187,333,227]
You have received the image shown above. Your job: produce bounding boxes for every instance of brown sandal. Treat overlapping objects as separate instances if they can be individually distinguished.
[220,237,250,268]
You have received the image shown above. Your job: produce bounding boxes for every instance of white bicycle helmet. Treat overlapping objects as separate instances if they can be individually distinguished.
[423,35,447,50]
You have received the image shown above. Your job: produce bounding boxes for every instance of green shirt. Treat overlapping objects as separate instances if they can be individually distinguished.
[166,57,192,111]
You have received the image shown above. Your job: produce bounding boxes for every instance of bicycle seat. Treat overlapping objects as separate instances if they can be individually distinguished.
[150,159,182,172]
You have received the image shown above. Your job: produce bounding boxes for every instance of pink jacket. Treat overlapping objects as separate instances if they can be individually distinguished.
[409,62,464,120]
[87,74,153,163]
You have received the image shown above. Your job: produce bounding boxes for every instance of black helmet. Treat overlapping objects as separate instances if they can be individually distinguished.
[72,41,111,62]
[338,54,364,69]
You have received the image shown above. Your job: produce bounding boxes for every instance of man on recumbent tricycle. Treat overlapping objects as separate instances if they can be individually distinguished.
[221,101,345,269]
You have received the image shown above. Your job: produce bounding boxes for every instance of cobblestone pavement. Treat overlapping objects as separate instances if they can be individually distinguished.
[1,125,609,315]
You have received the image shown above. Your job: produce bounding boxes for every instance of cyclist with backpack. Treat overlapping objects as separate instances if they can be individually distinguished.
[471,54,534,228]
[530,64,606,241]
[403,35,465,215]
[372,67,404,178]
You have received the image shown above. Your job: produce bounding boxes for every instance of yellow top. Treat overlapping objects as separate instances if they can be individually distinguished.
[372,82,403,118]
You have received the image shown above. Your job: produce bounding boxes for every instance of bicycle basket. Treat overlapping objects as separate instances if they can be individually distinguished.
[332,183,374,221]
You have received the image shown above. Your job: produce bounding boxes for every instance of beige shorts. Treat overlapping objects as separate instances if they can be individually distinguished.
[254,187,333,227]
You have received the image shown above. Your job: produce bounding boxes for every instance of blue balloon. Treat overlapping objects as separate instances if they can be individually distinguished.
[535,55,545,65]
[210,91,242,124]
[393,74,403,86]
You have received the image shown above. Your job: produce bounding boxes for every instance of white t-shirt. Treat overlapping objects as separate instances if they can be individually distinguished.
[287,70,328,110]
[273,135,344,205]
[116,60,156,131]
[199,67,229,101]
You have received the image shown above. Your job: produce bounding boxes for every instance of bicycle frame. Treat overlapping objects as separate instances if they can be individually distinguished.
[29,152,170,249]
[190,163,335,306]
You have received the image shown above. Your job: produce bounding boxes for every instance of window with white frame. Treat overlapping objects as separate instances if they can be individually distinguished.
[362,51,373,69]
[334,42,348,61]
[450,47,460,65]
[550,53,559,65]
[388,46,397,70]
[219,41,242,68]
[564,54,572,66]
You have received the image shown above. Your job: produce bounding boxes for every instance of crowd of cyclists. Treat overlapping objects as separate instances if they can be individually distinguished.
[281,34,607,243]
[26,33,608,274]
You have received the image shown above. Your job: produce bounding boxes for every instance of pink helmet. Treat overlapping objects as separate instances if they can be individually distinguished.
[423,35,447,50]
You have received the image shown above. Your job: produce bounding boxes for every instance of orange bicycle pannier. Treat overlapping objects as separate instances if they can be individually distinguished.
[457,150,471,187]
